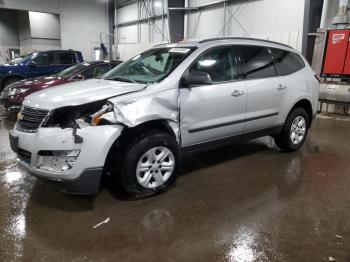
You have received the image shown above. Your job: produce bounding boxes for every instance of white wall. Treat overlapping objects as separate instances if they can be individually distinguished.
[16,11,61,55]
[0,9,19,47]
[116,0,169,59]
[0,0,60,13]
[17,11,31,42]
[117,2,138,24]
[0,0,110,60]
[187,0,305,51]
[0,9,19,63]
[29,12,60,39]
[58,0,109,60]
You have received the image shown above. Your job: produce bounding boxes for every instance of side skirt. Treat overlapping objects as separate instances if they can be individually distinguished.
[180,125,283,156]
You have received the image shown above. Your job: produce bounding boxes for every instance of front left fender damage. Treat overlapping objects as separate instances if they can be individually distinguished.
[105,89,180,141]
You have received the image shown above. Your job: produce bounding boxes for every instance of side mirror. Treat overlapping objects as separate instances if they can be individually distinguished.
[181,70,212,87]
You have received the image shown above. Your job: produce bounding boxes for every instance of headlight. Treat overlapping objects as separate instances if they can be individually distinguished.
[8,87,30,96]
[91,102,114,126]
[44,100,113,128]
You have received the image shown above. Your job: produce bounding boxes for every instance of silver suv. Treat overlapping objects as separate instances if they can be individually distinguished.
[9,38,319,196]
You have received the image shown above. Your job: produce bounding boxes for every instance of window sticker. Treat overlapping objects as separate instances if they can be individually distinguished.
[169,48,191,54]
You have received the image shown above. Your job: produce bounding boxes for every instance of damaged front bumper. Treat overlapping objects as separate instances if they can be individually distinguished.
[9,124,124,194]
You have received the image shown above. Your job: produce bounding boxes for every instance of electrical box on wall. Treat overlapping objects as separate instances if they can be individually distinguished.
[322,29,350,76]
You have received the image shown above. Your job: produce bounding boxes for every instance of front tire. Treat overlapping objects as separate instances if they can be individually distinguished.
[274,108,309,152]
[117,131,179,196]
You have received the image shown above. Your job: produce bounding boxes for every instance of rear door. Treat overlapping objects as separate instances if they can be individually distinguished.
[180,46,247,146]
[238,45,282,132]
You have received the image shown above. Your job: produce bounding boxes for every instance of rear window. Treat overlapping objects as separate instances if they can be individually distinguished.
[58,52,77,64]
[32,53,55,65]
[239,46,276,79]
[270,48,305,75]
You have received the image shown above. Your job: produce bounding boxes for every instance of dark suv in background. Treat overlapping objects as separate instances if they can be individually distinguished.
[0,50,84,91]
[1,61,120,111]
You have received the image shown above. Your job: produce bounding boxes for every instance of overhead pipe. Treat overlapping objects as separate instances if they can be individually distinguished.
[333,0,349,26]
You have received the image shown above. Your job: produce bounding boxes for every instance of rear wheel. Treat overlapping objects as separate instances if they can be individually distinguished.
[115,131,179,196]
[274,108,309,152]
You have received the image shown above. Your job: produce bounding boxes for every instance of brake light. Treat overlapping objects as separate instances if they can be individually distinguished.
[314,74,321,83]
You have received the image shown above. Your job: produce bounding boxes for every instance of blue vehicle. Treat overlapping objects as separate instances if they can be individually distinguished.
[0,50,84,91]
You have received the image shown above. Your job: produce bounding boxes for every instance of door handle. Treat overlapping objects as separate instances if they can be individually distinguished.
[277,84,286,91]
[231,90,245,97]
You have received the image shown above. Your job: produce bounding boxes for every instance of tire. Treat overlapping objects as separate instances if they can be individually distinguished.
[116,131,179,196]
[274,108,309,152]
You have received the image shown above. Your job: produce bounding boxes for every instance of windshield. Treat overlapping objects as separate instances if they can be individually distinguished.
[9,53,33,65]
[57,63,91,78]
[103,47,196,84]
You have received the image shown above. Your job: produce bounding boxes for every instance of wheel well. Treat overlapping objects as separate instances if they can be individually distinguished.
[291,99,313,126]
[103,120,177,172]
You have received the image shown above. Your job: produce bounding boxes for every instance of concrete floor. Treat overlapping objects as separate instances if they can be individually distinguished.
[1,107,350,262]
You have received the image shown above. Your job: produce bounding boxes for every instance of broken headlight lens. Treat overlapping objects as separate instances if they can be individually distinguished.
[91,102,114,126]
[44,100,113,128]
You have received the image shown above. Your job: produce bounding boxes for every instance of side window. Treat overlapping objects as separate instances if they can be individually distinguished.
[32,53,54,65]
[239,46,276,79]
[58,52,77,65]
[270,48,305,75]
[92,64,112,78]
[81,67,94,78]
[190,47,238,82]
[81,64,111,79]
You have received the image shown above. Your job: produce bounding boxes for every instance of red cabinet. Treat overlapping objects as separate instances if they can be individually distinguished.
[322,30,350,75]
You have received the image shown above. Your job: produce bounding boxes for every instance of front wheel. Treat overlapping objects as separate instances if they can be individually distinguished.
[274,108,309,152]
[116,131,179,196]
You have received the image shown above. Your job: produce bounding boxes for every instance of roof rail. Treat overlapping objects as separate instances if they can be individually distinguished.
[199,37,293,49]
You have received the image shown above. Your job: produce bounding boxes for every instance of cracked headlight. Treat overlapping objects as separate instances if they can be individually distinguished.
[44,100,114,128]
[8,87,30,96]
[91,102,114,126]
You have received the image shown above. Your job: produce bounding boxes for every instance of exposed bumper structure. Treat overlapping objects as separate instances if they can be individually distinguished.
[10,125,124,194]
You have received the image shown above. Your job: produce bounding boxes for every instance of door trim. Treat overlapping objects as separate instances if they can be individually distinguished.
[188,112,279,133]
[182,124,283,155]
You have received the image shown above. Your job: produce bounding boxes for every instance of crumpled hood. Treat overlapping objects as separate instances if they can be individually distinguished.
[23,79,147,110]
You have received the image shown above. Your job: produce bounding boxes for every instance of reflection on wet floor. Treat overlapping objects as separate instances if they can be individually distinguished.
[1,106,350,261]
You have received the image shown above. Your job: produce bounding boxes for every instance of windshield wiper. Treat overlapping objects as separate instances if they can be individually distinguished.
[106,76,137,83]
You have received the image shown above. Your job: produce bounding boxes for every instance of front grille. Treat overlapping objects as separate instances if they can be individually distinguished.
[18,148,32,164]
[17,106,49,132]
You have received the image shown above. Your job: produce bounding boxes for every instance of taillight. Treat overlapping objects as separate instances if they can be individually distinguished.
[314,74,321,83]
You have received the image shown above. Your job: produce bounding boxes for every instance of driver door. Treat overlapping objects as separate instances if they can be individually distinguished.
[26,52,55,78]
[179,46,247,146]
